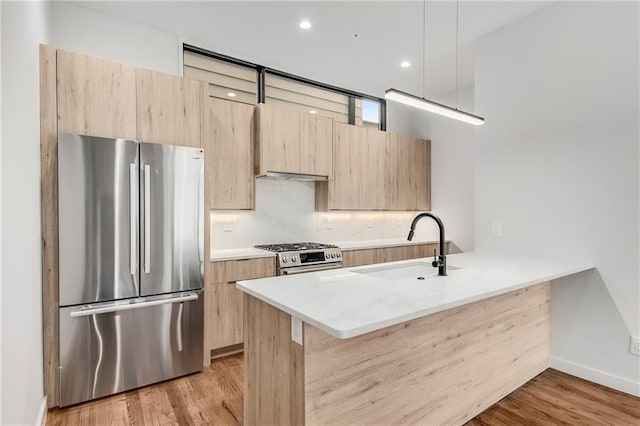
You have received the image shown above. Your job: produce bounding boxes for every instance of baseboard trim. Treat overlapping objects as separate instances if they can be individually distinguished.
[37,396,48,426]
[550,356,640,397]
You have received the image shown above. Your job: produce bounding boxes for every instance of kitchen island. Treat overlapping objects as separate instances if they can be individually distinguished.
[237,253,592,425]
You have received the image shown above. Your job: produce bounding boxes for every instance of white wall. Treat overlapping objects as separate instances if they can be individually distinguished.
[475,1,639,395]
[1,1,50,424]
[50,1,179,74]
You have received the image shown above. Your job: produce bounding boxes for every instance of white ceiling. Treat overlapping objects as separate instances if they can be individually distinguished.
[68,1,552,100]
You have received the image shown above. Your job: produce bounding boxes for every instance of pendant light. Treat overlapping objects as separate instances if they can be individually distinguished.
[385,0,484,126]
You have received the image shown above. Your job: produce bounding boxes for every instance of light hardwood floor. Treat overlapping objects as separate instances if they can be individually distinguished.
[46,354,640,426]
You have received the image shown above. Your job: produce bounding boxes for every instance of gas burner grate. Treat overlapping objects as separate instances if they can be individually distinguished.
[254,242,338,252]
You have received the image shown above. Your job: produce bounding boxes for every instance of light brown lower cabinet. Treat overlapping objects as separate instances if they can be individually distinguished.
[203,257,276,366]
[341,242,449,267]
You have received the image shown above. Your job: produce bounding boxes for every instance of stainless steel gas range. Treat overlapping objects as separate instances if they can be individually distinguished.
[254,242,342,275]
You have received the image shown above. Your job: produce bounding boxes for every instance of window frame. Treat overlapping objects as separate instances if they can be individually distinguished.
[183,44,386,130]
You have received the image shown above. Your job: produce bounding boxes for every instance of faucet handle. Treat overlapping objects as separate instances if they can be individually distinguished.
[432,249,439,268]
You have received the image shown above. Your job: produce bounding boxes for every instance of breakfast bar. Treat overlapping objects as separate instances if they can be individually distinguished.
[237,253,592,425]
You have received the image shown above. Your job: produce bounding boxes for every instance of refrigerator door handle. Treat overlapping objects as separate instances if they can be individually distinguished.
[69,293,199,318]
[144,164,151,274]
[129,163,137,275]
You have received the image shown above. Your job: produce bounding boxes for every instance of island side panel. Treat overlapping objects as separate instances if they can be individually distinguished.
[303,283,551,426]
[243,294,305,426]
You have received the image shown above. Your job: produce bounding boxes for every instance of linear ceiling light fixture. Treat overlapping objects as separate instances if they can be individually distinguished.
[385,0,484,126]
[385,89,484,125]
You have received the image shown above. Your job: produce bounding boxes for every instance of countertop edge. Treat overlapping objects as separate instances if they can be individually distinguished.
[236,262,594,340]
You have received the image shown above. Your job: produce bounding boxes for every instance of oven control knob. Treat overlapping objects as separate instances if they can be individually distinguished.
[337,252,341,258]
[282,256,288,263]
[292,256,298,262]
[331,253,336,258]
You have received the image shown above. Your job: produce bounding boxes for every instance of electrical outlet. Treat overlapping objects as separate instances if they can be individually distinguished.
[630,336,640,356]
[326,217,333,230]
[491,222,503,237]
[291,317,303,345]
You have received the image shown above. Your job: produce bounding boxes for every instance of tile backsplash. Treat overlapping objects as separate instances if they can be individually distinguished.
[210,179,440,249]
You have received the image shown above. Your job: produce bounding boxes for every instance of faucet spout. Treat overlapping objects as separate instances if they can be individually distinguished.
[407,212,447,276]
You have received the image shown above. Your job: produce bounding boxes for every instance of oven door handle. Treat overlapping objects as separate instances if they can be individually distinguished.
[281,263,342,275]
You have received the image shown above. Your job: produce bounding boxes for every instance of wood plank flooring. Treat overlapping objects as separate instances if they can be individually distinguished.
[46,354,640,426]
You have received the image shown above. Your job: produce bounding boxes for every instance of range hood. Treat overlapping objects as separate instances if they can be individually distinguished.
[256,171,328,182]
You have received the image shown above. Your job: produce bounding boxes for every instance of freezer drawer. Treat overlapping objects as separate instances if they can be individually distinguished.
[59,291,203,407]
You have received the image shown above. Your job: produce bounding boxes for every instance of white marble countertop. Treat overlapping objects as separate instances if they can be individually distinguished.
[210,238,446,261]
[210,248,276,262]
[334,238,447,251]
[236,252,593,339]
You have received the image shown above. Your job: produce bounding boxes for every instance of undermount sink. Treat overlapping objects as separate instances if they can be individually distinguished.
[355,261,460,281]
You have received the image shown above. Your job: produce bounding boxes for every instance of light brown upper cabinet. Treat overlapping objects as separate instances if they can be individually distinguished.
[318,123,386,210]
[386,132,431,211]
[204,98,255,209]
[56,50,137,139]
[317,123,430,211]
[255,103,333,177]
[136,68,205,148]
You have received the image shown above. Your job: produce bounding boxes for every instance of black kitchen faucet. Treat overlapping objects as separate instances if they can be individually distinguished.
[407,212,447,276]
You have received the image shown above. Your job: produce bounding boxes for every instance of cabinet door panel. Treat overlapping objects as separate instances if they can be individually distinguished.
[300,113,333,176]
[256,104,301,174]
[386,133,430,210]
[203,257,276,364]
[57,50,136,139]
[330,124,387,209]
[205,282,244,351]
[205,98,254,209]
[136,69,203,147]
[368,127,387,210]
[211,257,276,283]
[413,138,431,210]
[331,123,363,208]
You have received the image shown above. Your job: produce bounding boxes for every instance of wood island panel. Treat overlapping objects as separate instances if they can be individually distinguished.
[303,283,551,425]
[243,294,305,426]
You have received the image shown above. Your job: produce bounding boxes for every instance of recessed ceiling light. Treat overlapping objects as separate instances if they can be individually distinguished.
[299,20,312,30]
[309,110,317,114]
[400,61,411,68]
[227,92,236,98]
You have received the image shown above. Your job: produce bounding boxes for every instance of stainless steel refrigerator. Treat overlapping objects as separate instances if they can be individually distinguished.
[57,133,204,407]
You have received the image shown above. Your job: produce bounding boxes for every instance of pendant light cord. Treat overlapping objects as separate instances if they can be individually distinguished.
[422,0,426,99]
[455,0,459,109]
